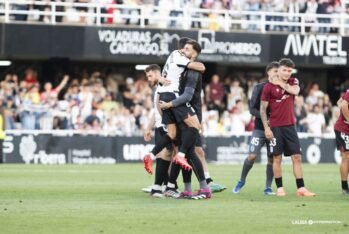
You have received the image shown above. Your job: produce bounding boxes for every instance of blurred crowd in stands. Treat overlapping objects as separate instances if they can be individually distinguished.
[2,0,348,33]
[0,67,345,136]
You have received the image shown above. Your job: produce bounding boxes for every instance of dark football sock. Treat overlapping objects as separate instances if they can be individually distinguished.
[296,178,304,189]
[168,162,181,186]
[266,163,273,188]
[154,158,170,186]
[240,158,254,183]
[182,167,192,183]
[275,177,283,188]
[187,147,206,183]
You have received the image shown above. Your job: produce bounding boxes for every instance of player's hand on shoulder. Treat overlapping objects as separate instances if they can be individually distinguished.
[159,76,171,86]
[270,76,283,86]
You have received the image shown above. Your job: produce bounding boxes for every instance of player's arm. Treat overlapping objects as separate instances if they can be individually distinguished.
[249,85,262,118]
[155,93,162,116]
[175,51,205,74]
[160,71,199,109]
[340,99,349,122]
[55,75,70,93]
[337,97,343,106]
[278,82,300,96]
[187,62,205,73]
[260,100,273,140]
[143,111,155,142]
[273,77,300,96]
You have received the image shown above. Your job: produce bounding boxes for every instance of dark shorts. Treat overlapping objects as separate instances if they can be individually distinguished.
[195,134,204,147]
[249,129,271,158]
[335,130,349,152]
[155,126,173,150]
[159,92,177,125]
[172,102,197,123]
[159,92,197,125]
[269,125,301,157]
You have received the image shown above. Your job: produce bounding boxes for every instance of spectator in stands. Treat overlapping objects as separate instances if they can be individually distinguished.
[317,0,331,33]
[115,106,137,136]
[4,96,17,130]
[13,2,29,21]
[24,68,39,89]
[245,0,260,31]
[321,94,333,126]
[79,83,94,121]
[168,0,185,27]
[227,79,245,110]
[305,82,325,107]
[300,104,326,135]
[303,0,318,32]
[272,0,286,31]
[122,77,136,109]
[54,0,66,23]
[206,74,225,115]
[65,84,80,103]
[92,0,110,24]
[261,0,273,31]
[84,107,101,128]
[20,84,42,129]
[73,115,85,130]
[141,0,155,25]
[75,0,90,24]
[188,0,204,29]
[91,79,107,104]
[101,92,119,113]
[123,0,142,25]
[203,109,221,136]
[228,99,251,135]
[294,95,307,132]
[41,75,69,107]
[286,0,301,32]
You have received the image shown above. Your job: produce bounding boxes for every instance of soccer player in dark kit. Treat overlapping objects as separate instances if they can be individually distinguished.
[260,58,316,197]
[232,61,279,196]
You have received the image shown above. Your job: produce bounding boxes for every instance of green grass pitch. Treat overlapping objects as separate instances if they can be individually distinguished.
[0,164,348,234]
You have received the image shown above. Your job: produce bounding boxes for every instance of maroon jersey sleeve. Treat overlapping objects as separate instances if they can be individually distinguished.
[261,83,270,102]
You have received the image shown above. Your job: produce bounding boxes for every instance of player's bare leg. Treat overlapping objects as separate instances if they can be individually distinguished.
[273,155,286,196]
[340,152,349,195]
[143,123,176,174]
[292,154,316,197]
[195,146,226,193]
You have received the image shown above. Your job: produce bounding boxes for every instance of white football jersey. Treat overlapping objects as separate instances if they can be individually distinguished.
[161,50,190,93]
[153,86,164,128]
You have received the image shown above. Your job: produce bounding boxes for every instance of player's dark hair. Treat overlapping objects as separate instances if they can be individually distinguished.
[279,58,295,68]
[186,40,202,54]
[178,37,192,49]
[145,64,161,73]
[265,61,279,73]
